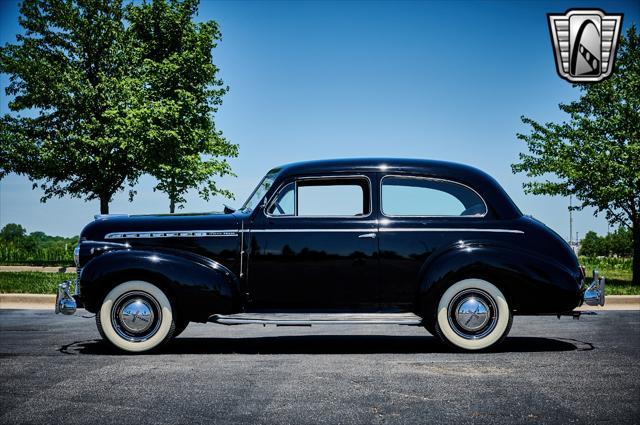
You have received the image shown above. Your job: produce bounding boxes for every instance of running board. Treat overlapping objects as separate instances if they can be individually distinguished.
[210,312,423,326]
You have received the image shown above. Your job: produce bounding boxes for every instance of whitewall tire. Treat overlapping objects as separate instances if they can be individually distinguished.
[435,279,512,351]
[96,280,175,353]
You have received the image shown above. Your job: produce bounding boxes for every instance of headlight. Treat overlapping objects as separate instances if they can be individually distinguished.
[74,245,80,266]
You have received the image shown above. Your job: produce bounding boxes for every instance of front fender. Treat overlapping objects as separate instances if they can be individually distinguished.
[80,249,240,322]
[418,241,582,315]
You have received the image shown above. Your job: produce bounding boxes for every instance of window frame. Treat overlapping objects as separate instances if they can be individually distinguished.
[264,174,373,219]
[265,181,297,216]
[379,174,488,218]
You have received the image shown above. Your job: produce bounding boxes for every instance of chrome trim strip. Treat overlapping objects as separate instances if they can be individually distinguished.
[105,227,524,238]
[211,312,423,326]
[248,228,523,234]
[378,228,524,234]
[249,228,376,233]
[214,318,423,325]
[104,230,238,239]
[379,174,489,218]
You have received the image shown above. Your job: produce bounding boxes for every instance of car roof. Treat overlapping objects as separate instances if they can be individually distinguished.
[269,158,522,219]
[272,157,480,176]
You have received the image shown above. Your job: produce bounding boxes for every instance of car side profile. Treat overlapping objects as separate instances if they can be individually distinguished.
[55,158,605,352]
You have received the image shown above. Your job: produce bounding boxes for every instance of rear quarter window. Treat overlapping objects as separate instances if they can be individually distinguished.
[381,176,486,217]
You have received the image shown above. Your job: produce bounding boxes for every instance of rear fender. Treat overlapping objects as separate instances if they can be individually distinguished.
[80,249,240,322]
[418,241,582,316]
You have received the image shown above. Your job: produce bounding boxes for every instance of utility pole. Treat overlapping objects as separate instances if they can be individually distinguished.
[569,195,573,245]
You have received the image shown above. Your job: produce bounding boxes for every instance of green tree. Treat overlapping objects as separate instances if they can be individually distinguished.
[607,227,633,257]
[128,0,237,213]
[0,0,148,214]
[580,228,632,257]
[512,25,640,285]
[580,231,602,257]
[0,223,27,244]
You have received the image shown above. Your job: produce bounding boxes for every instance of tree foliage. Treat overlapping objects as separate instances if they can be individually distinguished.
[0,223,27,245]
[580,228,633,258]
[126,0,237,213]
[512,25,640,285]
[0,0,236,214]
[0,0,146,214]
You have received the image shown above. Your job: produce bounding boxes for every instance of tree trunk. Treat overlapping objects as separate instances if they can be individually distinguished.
[99,195,110,215]
[633,223,639,287]
[169,178,176,213]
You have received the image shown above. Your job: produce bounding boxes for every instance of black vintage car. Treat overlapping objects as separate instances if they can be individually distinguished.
[56,158,605,352]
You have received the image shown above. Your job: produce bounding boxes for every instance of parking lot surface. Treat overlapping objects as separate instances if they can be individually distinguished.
[1,309,638,424]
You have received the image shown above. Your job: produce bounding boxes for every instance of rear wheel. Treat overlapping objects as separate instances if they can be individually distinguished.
[434,278,512,351]
[96,280,176,353]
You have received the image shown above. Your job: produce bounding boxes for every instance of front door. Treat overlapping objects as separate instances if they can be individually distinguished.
[247,174,379,310]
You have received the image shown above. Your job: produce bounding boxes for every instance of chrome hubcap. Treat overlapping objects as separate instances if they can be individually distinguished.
[454,297,490,331]
[119,299,155,334]
[447,289,498,340]
[111,291,162,342]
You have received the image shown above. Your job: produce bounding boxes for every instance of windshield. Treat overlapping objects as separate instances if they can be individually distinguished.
[240,170,279,212]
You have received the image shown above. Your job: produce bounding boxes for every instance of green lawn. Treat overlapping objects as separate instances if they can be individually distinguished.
[602,280,640,295]
[0,272,75,294]
[578,256,636,294]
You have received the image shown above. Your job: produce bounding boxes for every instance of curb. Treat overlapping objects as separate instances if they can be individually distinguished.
[1,294,638,310]
[0,294,56,310]
[0,266,76,273]
[601,295,640,305]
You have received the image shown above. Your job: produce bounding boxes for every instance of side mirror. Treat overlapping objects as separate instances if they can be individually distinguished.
[223,204,236,214]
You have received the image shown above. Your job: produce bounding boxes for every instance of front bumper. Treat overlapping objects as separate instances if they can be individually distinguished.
[54,281,77,315]
[583,270,605,307]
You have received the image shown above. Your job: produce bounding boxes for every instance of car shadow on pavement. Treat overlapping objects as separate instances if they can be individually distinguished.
[59,335,593,355]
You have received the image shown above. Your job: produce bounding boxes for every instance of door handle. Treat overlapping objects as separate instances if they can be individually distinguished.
[358,233,377,239]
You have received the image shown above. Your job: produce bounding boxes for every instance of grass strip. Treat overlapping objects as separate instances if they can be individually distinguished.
[0,272,75,294]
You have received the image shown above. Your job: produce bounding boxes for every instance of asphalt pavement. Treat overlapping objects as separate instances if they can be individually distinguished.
[1,309,639,424]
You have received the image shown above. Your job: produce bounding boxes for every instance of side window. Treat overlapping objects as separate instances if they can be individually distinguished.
[381,176,486,217]
[267,182,295,216]
[267,177,370,217]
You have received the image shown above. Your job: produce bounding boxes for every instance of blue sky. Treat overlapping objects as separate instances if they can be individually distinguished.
[1,0,638,238]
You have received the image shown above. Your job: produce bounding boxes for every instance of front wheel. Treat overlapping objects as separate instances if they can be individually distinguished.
[434,279,512,351]
[96,280,176,353]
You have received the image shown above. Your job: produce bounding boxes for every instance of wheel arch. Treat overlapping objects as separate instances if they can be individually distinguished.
[80,249,240,322]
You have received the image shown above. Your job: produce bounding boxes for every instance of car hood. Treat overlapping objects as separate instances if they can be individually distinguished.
[80,211,243,242]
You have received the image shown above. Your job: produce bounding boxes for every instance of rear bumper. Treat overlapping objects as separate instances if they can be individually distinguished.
[583,270,605,307]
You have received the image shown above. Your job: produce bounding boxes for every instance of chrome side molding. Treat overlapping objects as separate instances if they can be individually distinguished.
[105,230,238,239]
[210,312,423,326]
